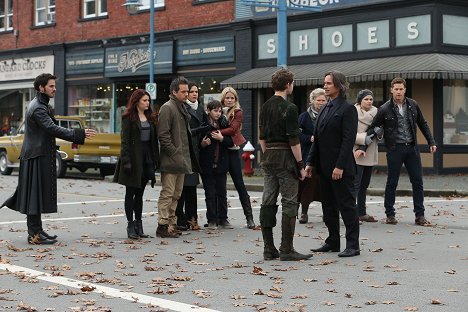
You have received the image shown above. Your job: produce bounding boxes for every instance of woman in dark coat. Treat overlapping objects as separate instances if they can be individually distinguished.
[298,88,326,224]
[175,82,209,231]
[113,89,159,239]
[1,73,95,245]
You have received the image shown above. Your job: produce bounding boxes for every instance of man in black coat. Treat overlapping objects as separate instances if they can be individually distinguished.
[1,73,96,245]
[306,70,360,257]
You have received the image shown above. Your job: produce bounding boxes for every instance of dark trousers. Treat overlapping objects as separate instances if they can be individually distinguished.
[385,144,424,217]
[201,172,228,223]
[320,174,360,250]
[175,186,198,226]
[124,179,148,222]
[353,165,374,216]
[227,149,249,199]
[27,214,42,236]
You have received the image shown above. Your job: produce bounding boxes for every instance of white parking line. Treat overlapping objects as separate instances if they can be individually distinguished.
[0,263,220,312]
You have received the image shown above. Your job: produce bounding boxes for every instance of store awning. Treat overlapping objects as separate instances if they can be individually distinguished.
[221,54,468,89]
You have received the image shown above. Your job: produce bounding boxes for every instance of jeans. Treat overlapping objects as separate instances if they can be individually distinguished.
[201,172,228,223]
[353,165,373,216]
[384,144,425,217]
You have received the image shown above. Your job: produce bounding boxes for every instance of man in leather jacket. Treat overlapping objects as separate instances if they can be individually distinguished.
[367,77,436,226]
[1,73,96,244]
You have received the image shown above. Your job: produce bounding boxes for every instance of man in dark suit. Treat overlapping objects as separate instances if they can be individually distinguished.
[305,70,360,257]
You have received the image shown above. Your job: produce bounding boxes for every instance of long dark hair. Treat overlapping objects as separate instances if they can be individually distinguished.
[325,70,349,99]
[122,89,156,124]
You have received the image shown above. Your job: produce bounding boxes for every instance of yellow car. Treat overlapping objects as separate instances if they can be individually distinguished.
[0,116,120,177]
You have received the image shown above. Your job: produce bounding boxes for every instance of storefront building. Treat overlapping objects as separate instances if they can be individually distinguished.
[223,0,468,173]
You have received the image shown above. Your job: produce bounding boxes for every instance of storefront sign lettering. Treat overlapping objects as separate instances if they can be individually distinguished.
[117,47,155,73]
[0,55,54,82]
[176,36,234,66]
[105,42,173,77]
[66,50,104,75]
[259,15,430,59]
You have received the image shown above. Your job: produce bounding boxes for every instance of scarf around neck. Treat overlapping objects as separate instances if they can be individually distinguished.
[186,99,199,110]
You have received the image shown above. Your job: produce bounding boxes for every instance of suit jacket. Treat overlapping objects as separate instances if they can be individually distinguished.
[309,97,358,178]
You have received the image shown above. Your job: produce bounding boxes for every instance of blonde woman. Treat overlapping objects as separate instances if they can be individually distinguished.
[219,87,256,229]
[298,88,326,224]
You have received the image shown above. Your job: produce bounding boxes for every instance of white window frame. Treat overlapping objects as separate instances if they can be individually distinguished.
[0,0,13,31]
[35,0,55,26]
[139,0,165,10]
[83,0,108,19]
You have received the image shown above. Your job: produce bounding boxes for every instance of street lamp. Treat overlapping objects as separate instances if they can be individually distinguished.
[123,0,155,105]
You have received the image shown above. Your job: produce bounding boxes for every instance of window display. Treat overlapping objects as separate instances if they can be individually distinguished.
[68,84,113,133]
[443,80,468,145]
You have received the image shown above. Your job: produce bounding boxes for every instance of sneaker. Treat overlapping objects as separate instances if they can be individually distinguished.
[415,215,430,226]
[218,219,234,229]
[386,216,398,225]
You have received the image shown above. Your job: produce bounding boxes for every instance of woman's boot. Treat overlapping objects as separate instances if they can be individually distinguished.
[135,219,149,238]
[240,195,256,229]
[127,221,139,239]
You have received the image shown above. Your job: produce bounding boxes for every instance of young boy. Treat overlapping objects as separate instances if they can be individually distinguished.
[199,100,234,230]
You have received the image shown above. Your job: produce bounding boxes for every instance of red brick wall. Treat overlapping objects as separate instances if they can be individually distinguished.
[0,0,234,50]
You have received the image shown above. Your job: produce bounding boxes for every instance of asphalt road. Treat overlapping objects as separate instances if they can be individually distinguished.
[0,174,467,312]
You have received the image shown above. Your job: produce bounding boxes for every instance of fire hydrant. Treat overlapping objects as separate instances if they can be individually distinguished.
[241,141,255,177]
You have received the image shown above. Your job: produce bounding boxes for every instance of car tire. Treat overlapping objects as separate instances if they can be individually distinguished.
[99,166,115,177]
[0,151,13,175]
[56,152,67,178]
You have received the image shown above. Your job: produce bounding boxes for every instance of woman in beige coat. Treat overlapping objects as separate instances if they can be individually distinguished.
[353,89,380,222]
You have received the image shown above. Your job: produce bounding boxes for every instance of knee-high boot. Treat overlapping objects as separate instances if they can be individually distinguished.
[240,194,256,229]
[279,216,313,261]
[261,227,279,260]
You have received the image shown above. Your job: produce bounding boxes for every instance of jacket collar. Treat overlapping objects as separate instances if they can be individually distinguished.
[36,91,50,105]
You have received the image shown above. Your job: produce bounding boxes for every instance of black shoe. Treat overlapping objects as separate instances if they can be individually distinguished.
[338,248,360,257]
[127,221,139,239]
[40,230,58,240]
[218,219,234,229]
[176,225,188,231]
[263,247,280,260]
[311,243,340,252]
[27,233,57,245]
[246,217,256,229]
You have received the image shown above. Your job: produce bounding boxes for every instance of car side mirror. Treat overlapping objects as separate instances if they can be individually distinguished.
[9,127,17,136]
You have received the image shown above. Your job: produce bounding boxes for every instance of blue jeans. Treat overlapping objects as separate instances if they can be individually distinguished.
[384,144,425,217]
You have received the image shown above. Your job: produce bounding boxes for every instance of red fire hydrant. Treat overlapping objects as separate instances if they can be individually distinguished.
[241,141,255,177]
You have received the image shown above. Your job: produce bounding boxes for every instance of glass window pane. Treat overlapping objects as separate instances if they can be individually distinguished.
[0,1,5,16]
[37,10,46,23]
[86,1,96,15]
[0,18,4,29]
[443,80,468,145]
[100,0,107,14]
[36,0,45,9]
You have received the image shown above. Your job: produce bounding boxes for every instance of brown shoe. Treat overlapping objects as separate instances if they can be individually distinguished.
[156,224,180,238]
[415,216,430,226]
[359,214,378,222]
[187,218,200,231]
[386,216,398,225]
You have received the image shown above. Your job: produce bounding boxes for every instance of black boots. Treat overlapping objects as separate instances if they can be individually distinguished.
[127,221,139,239]
[240,195,256,229]
[135,219,149,238]
[261,227,279,260]
[279,216,313,261]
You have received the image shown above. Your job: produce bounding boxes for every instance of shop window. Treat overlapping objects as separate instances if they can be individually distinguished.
[83,0,107,18]
[194,76,228,107]
[35,0,55,26]
[443,80,468,145]
[68,84,113,133]
[0,0,13,31]
[138,0,164,10]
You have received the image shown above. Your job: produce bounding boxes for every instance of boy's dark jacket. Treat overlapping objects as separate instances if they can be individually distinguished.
[199,115,233,174]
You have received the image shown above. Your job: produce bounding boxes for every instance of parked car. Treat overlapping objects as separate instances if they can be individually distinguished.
[0,116,120,177]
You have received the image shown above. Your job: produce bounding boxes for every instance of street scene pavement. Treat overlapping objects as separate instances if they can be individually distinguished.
[0,172,467,312]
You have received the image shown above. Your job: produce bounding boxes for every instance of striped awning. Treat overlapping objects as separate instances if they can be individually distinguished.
[221,53,468,89]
